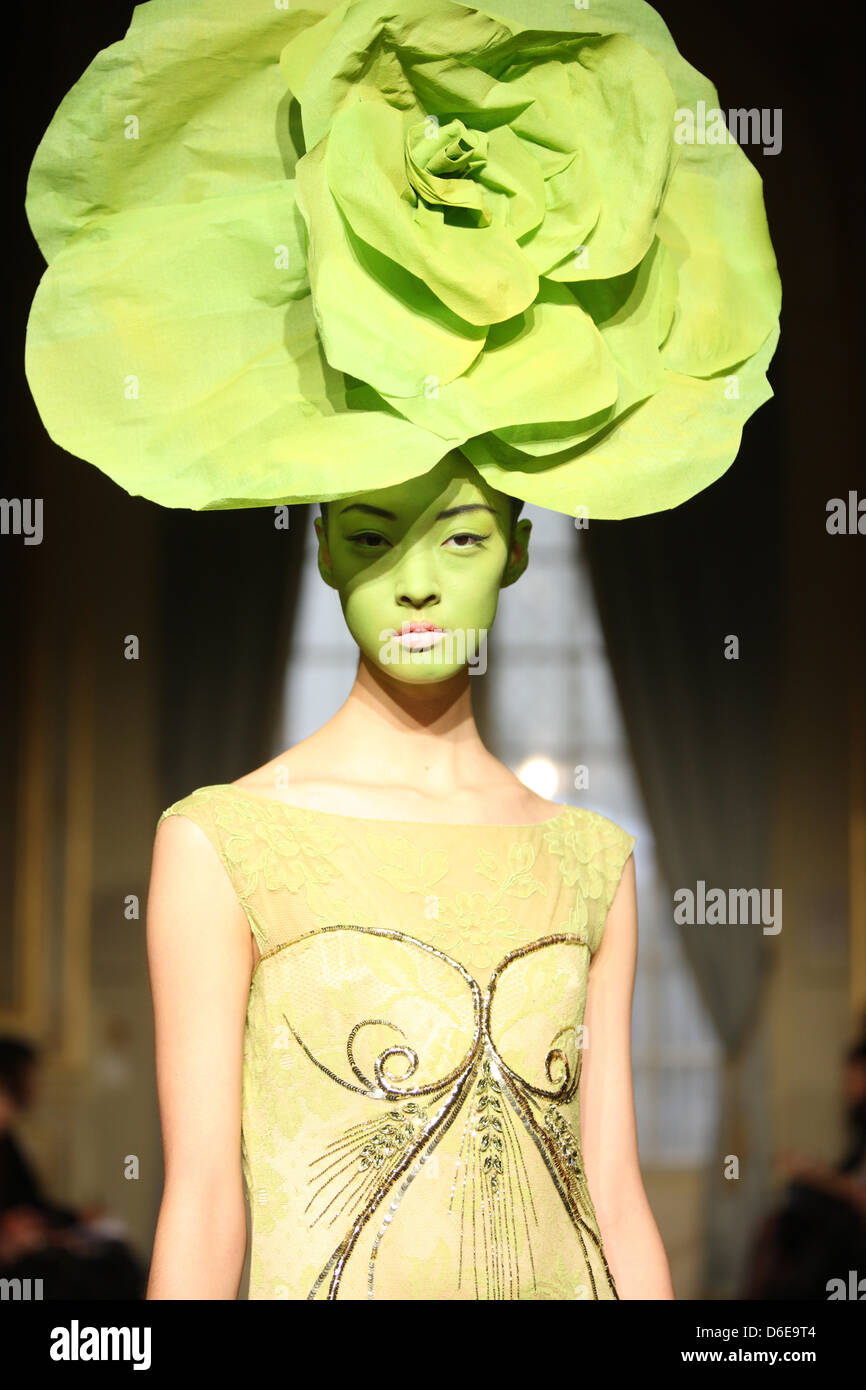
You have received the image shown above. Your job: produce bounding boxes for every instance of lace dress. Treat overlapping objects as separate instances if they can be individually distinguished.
[157,784,635,1300]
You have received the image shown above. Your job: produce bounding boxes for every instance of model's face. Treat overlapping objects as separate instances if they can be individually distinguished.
[316,453,530,683]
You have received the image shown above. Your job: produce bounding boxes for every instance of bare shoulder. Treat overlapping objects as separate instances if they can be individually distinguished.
[501,787,564,821]
[149,812,233,909]
[152,806,216,860]
[148,803,255,972]
[592,854,638,970]
[476,763,564,822]
[150,801,246,924]
[230,748,309,798]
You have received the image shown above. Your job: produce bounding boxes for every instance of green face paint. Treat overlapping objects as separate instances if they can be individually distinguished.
[316,452,530,683]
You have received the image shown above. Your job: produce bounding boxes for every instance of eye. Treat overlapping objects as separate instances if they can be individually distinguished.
[444,531,488,549]
[349,531,391,550]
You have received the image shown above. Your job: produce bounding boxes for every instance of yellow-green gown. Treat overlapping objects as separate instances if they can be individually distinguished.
[158,784,635,1300]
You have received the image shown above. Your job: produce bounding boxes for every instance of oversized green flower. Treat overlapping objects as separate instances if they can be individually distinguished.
[24,0,780,518]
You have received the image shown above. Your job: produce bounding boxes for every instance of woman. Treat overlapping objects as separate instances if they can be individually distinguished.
[146,450,673,1299]
[24,0,780,1303]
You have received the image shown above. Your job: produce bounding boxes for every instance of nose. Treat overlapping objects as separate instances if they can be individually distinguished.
[397,585,439,611]
[393,551,441,612]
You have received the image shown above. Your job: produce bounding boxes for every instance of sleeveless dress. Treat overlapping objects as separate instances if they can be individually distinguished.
[156,783,636,1301]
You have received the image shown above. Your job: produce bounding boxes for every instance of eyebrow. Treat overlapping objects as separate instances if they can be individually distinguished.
[337,503,498,521]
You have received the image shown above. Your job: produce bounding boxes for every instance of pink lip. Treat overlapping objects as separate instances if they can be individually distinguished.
[399,621,444,634]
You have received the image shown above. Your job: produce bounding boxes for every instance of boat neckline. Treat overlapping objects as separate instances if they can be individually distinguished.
[211,782,573,830]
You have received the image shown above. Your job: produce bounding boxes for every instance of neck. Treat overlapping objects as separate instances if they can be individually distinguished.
[314,652,490,794]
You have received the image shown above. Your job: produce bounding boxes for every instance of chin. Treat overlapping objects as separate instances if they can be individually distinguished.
[373,645,466,680]
[387,660,468,685]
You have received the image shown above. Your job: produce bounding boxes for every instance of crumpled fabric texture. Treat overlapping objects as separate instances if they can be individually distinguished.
[25,0,781,517]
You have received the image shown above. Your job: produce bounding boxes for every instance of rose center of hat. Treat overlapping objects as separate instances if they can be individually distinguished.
[404,117,492,226]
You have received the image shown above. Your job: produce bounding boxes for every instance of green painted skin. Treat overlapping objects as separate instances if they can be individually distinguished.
[315,451,531,684]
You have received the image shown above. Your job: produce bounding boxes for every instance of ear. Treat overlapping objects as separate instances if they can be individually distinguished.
[499,516,531,590]
[314,514,337,589]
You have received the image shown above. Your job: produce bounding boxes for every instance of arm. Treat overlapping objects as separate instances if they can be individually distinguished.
[145,813,254,1299]
[579,854,675,1299]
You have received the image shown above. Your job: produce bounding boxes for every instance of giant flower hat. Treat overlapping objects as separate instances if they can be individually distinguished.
[24,0,781,517]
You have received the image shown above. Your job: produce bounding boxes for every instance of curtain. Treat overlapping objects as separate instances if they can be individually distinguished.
[156,505,309,807]
[583,394,782,1297]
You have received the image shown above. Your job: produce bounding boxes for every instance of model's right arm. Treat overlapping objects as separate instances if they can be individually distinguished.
[145,814,253,1299]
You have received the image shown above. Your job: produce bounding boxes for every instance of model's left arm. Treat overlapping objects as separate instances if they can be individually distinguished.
[579,854,675,1299]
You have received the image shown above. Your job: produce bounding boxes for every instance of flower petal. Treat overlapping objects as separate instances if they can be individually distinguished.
[380,283,618,440]
[495,236,677,456]
[543,34,679,281]
[479,124,547,240]
[326,100,538,325]
[296,138,487,396]
[281,0,517,148]
[463,323,780,519]
[519,147,600,276]
[27,0,307,262]
[657,156,782,376]
[24,184,450,509]
[24,0,782,522]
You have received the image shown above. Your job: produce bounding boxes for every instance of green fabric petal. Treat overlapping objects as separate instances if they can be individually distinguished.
[296,138,486,396]
[543,34,679,281]
[281,0,517,149]
[23,0,781,518]
[278,0,352,117]
[518,148,600,276]
[493,236,677,457]
[26,0,310,263]
[489,49,583,153]
[463,323,780,519]
[379,285,618,440]
[657,158,781,376]
[25,186,448,509]
[403,118,547,240]
[467,0,684,56]
[406,53,535,129]
[326,100,538,325]
[479,124,547,239]
[405,120,492,222]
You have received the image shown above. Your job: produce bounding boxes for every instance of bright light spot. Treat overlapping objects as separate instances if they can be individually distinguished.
[517,757,558,800]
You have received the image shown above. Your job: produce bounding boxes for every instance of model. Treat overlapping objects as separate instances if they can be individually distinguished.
[23,0,781,1299]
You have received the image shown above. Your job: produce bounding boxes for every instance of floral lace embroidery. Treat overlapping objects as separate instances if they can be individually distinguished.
[157,785,636,1299]
[544,809,635,946]
[264,925,615,1301]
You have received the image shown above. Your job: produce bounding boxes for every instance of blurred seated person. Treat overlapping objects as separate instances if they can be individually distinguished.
[0,1035,145,1298]
[743,1019,866,1299]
